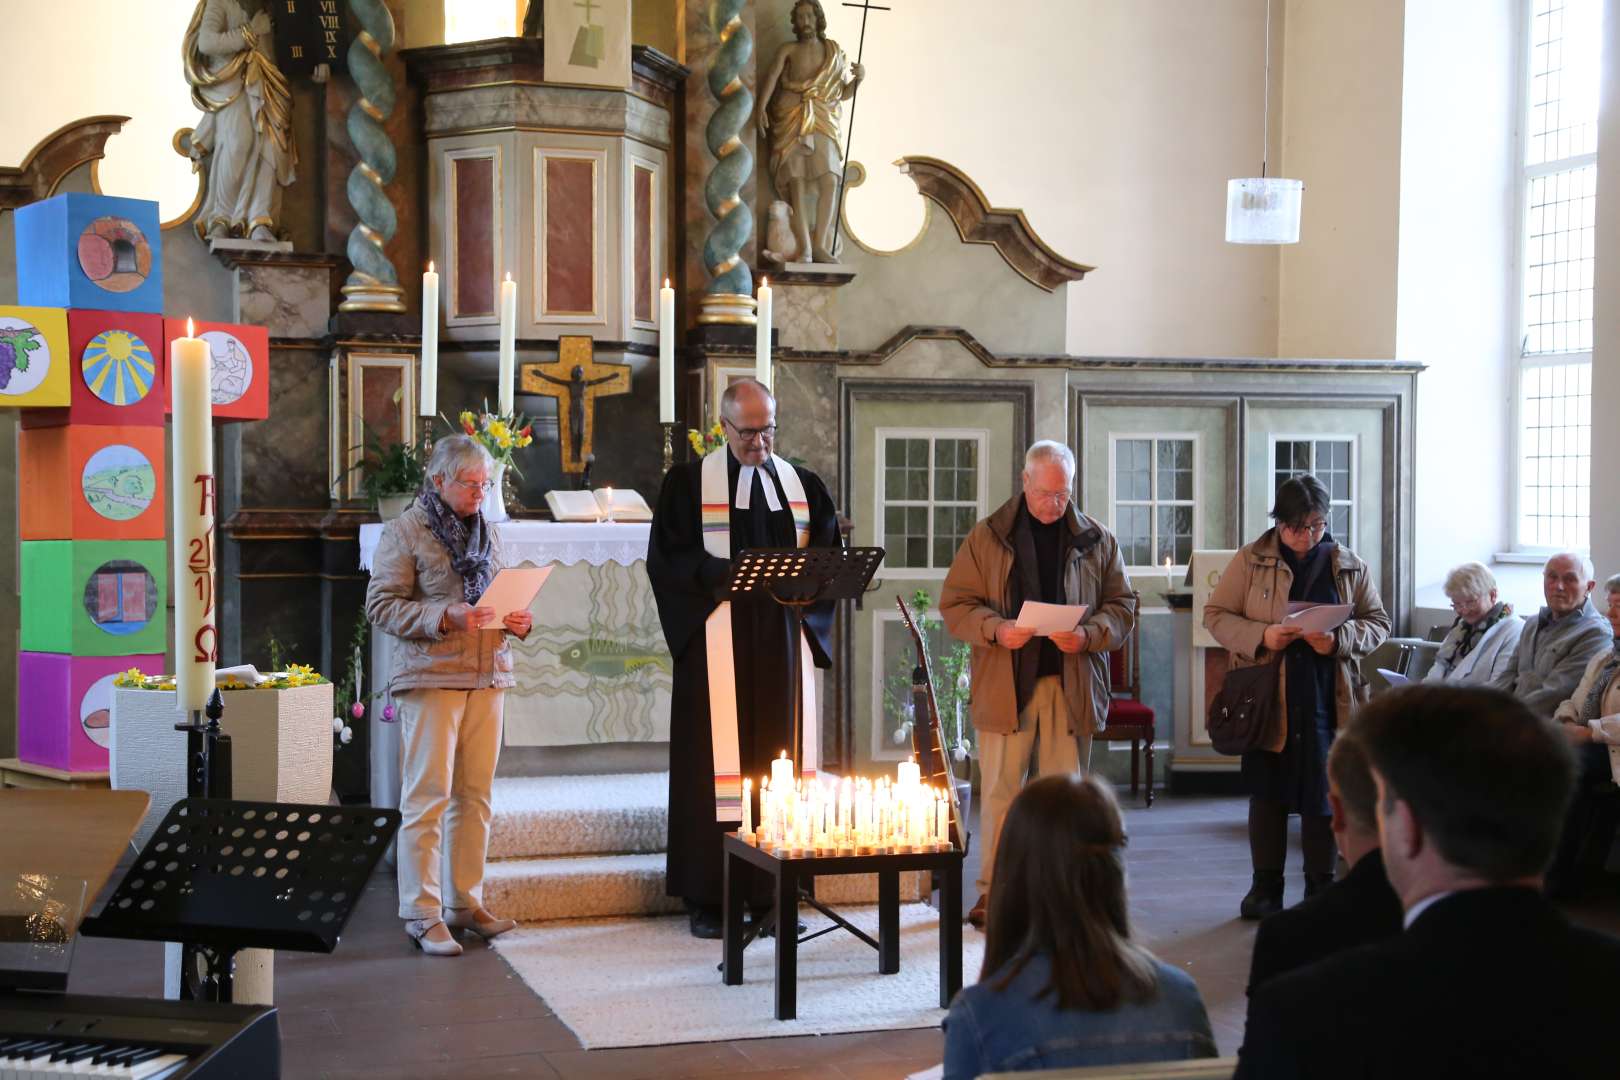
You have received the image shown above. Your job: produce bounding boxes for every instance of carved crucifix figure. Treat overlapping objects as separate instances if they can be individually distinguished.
[519,336,629,474]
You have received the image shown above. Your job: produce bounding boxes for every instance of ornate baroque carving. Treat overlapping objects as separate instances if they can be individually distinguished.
[0,115,128,212]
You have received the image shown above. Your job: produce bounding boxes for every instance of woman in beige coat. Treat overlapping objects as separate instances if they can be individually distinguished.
[365,435,533,956]
[1203,476,1389,920]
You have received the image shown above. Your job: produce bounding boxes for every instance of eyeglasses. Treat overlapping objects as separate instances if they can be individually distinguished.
[723,418,778,442]
[1027,486,1071,504]
[1281,518,1328,536]
[448,475,495,493]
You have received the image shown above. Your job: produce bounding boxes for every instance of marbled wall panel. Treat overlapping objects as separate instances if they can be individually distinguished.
[855,337,1069,444]
[633,165,655,323]
[773,283,837,351]
[774,360,840,503]
[240,346,331,510]
[453,155,496,317]
[238,265,329,338]
[542,157,597,316]
[423,86,673,148]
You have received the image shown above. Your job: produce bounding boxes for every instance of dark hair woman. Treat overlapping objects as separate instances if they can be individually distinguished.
[942,775,1216,1077]
[1203,475,1390,919]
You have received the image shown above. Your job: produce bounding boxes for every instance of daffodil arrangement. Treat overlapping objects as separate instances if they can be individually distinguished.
[687,421,725,457]
[455,401,534,472]
[112,665,329,692]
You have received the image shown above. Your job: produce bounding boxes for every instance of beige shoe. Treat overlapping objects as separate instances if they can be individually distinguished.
[444,906,518,940]
[405,918,463,957]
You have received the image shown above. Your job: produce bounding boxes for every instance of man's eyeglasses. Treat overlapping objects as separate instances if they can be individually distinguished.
[1028,486,1071,504]
[723,418,778,442]
[1281,518,1329,536]
[449,475,495,493]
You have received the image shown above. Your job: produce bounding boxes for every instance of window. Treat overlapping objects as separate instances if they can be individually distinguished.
[1516,0,1601,549]
[876,431,987,572]
[1111,436,1197,568]
[1272,438,1355,542]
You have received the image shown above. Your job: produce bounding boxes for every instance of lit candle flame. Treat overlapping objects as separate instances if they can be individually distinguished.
[505,271,512,282]
[428,260,435,273]
[186,316,195,337]
[664,277,670,288]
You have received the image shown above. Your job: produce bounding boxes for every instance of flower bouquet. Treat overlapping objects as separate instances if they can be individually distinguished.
[456,403,534,475]
[687,420,725,457]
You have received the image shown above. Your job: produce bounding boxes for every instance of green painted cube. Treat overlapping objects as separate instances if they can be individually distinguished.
[22,539,168,656]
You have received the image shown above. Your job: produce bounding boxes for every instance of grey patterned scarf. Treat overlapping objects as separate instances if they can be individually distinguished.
[418,490,494,605]
[1581,640,1620,722]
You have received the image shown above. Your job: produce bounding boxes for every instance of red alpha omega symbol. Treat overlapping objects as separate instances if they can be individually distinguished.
[195,473,215,516]
[194,623,218,664]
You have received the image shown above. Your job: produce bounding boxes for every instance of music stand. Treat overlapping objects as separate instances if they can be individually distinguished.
[725,546,885,767]
[81,798,401,1003]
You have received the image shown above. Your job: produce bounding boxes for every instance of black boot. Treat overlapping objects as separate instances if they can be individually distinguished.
[1303,871,1335,901]
[1240,872,1284,920]
[687,904,722,939]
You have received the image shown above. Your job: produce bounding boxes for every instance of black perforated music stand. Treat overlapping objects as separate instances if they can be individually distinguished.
[81,798,401,1002]
[725,546,884,769]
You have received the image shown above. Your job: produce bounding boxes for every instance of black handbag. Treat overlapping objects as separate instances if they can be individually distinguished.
[1207,659,1282,756]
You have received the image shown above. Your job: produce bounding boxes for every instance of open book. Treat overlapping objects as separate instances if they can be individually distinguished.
[544,487,653,523]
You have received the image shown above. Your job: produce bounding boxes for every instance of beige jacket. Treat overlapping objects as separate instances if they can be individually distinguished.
[940,495,1136,737]
[1552,648,1620,726]
[1202,530,1390,753]
[364,504,516,693]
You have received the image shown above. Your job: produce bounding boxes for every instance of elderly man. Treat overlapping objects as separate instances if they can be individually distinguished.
[647,379,841,938]
[1492,552,1610,716]
[941,440,1135,929]
[1237,685,1620,1079]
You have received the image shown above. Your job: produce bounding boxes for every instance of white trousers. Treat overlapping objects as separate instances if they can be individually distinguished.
[395,687,504,920]
[976,675,1093,897]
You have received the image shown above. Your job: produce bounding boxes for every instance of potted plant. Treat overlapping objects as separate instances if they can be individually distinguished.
[350,426,429,520]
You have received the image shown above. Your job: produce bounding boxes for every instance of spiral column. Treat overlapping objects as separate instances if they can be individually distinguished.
[697,0,757,325]
[338,0,404,313]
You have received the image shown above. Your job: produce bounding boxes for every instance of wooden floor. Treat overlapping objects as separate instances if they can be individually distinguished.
[60,793,1620,1078]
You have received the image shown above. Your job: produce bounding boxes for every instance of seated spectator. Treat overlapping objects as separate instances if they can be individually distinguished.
[1244,728,1402,1000]
[1424,561,1522,684]
[1546,573,1620,898]
[1237,686,1620,1080]
[1493,552,1610,717]
[943,774,1216,1078]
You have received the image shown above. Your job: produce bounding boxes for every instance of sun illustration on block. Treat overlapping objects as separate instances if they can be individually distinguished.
[81,329,155,405]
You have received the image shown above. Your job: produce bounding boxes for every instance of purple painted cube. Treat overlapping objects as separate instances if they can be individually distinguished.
[17,650,162,772]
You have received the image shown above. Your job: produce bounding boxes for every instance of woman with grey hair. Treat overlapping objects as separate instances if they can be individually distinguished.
[1547,572,1620,896]
[365,434,533,956]
[1425,561,1523,684]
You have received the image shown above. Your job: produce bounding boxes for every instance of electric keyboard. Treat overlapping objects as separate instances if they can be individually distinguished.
[0,992,278,1079]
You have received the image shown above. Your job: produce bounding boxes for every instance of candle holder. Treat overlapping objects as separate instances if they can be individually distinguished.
[662,421,675,474]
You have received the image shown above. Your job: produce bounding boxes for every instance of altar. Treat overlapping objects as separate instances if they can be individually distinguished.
[360,520,670,805]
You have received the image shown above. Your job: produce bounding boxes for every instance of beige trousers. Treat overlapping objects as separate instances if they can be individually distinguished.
[976,675,1093,896]
[395,687,505,920]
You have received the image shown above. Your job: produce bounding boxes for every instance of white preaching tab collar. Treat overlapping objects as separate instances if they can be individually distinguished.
[734,464,783,513]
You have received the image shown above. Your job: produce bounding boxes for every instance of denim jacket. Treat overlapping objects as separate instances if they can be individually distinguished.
[943,954,1217,1078]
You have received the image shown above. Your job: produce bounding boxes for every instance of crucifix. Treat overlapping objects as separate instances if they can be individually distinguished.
[520,336,630,475]
[829,0,891,245]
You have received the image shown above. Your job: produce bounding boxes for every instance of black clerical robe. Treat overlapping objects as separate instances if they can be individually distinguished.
[646,450,840,907]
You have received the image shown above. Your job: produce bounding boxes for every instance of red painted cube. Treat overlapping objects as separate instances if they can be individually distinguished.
[22,310,165,427]
[162,318,269,423]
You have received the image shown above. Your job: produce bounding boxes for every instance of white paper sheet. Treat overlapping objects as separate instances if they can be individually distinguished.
[215,664,267,686]
[1377,667,1410,687]
[1013,601,1088,636]
[1281,603,1353,634]
[473,567,553,621]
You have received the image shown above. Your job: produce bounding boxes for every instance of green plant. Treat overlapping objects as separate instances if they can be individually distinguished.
[884,588,974,769]
[348,423,430,506]
[266,634,297,674]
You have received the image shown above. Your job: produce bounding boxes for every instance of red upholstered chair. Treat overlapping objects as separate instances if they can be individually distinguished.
[1098,591,1155,806]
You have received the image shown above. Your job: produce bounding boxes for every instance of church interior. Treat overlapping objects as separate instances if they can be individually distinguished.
[2,0,1620,1077]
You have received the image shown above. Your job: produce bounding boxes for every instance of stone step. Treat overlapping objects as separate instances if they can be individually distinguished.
[482,852,684,921]
[488,772,667,860]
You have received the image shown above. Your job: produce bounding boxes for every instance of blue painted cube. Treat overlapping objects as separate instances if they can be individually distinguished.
[14,194,164,314]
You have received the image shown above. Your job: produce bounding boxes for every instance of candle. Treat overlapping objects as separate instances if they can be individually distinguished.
[937,797,949,850]
[659,279,675,423]
[498,271,517,417]
[772,750,794,791]
[755,277,772,390]
[1165,555,1174,592]
[420,262,439,417]
[897,755,921,789]
[602,486,614,523]
[171,319,216,712]
[741,777,753,840]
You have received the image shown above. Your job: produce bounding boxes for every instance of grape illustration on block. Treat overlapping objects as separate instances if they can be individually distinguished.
[0,324,43,390]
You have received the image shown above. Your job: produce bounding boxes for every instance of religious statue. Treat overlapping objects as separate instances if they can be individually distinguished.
[183,0,300,242]
[757,0,867,264]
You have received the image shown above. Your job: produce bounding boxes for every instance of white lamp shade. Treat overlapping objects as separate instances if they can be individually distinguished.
[1225,177,1303,244]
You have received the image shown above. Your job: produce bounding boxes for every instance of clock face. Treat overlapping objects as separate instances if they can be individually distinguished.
[78,215,153,294]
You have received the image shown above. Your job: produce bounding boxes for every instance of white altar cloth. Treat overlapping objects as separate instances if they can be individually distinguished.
[359,521,650,571]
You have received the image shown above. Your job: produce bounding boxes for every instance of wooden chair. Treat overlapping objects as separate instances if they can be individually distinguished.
[1097,590,1155,806]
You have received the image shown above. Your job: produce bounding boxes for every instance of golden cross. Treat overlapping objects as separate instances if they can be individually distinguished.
[519,336,630,474]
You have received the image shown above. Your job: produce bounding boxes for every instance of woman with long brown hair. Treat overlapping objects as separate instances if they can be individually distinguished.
[943,774,1215,1077]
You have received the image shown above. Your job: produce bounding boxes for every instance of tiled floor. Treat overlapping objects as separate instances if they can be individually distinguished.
[59,794,1620,1078]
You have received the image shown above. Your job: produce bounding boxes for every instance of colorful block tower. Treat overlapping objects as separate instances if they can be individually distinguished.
[7,192,268,774]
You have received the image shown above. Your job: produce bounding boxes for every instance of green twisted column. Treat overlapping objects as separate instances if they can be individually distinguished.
[697,0,756,324]
[338,0,404,312]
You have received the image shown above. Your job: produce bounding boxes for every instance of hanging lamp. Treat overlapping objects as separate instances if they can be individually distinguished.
[1226,0,1302,244]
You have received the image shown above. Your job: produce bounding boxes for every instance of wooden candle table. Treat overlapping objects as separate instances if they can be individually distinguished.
[721,833,964,1020]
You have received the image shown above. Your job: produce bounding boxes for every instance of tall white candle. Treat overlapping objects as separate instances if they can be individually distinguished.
[420,262,439,417]
[171,319,216,713]
[754,277,772,390]
[741,777,752,838]
[897,755,921,788]
[498,272,517,417]
[771,749,794,790]
[659,279,675,423]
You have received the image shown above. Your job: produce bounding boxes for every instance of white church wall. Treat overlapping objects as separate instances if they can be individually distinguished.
[1593,0,1620,578]
[1397,1,1519,592]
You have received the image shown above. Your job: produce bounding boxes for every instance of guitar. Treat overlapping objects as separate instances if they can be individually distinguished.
[895,595,970,855]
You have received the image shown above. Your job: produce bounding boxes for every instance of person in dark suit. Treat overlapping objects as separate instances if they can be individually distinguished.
[1237,685,1620,1079]
[1244,727,1402,997]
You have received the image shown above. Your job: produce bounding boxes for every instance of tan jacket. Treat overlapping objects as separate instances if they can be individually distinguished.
[364,504,516,693]
[1552,648,1620,726]
[1202,531,1390,752]
[940,495,1136,736]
